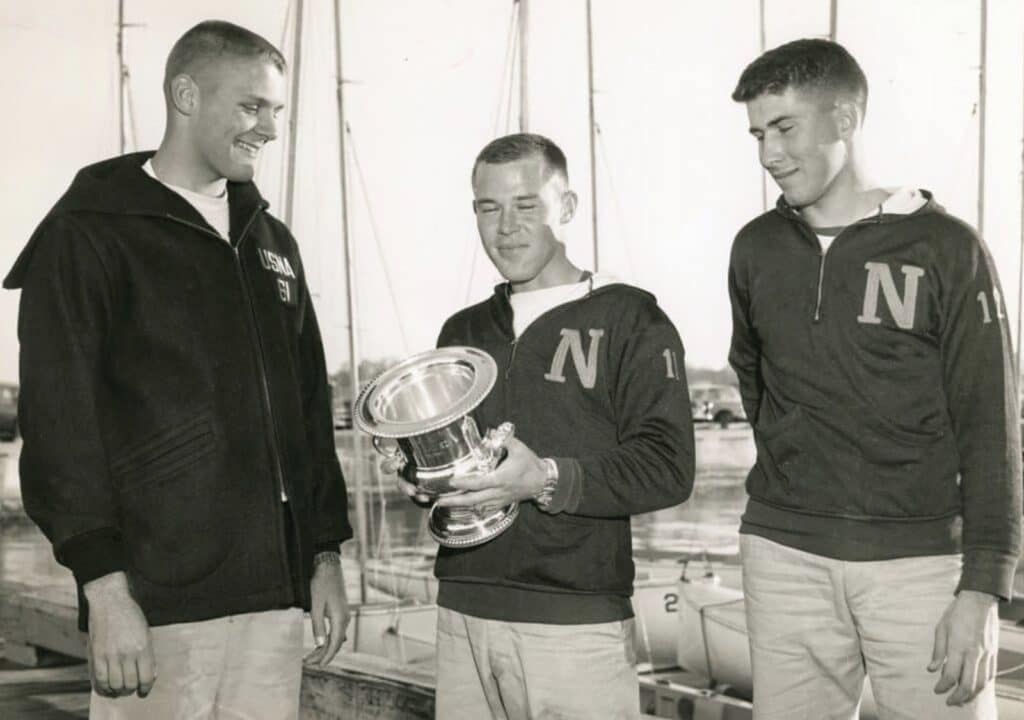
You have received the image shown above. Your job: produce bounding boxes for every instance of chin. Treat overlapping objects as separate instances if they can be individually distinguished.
[224,165,256,183]
[782,189,815,209]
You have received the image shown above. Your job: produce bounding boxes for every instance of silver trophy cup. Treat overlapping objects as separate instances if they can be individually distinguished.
[354,347,517,548]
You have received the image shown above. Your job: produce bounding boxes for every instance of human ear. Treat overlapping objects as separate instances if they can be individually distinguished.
[560,190,578,224]
[835,99,860,138]
[169,75,198,116]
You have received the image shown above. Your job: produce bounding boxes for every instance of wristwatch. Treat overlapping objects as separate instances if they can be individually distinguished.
[534,458,559,511]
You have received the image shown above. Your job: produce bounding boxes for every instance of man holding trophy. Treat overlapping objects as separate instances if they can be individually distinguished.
[391,133,696,719]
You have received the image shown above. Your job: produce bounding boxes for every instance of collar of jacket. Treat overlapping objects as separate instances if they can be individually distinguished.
[490,270,596,303]
[772,188,937,229]
[54,151,269,224]
[484,272,647,339]
[3,152,270,290]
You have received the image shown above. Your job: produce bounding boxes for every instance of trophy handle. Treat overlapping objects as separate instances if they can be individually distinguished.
[473,421,515,472]
[373,436,407,474]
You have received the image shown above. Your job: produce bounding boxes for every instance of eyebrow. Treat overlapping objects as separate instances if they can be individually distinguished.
[241,95,286,110]
[748,114,795,135]
[475,194,541,205]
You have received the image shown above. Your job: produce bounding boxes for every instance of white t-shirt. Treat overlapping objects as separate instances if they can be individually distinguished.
[509,273,617,338]
[143,160,231,241]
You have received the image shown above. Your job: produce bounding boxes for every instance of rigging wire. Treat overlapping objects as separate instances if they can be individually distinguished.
[124,65,139,152]
[1016,41,1024,384]
[505,29,519,136]
[276,0,294,215]
[490,2,520,138]
[462,1,521,308]
[346,122,412,356]
[594,122,640,283]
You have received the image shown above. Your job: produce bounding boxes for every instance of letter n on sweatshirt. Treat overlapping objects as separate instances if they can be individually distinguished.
[857,262,925,330]
[545,329,605,389]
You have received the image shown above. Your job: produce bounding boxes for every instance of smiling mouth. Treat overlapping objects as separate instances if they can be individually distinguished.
[771,168,798,180]
[496,245,528,257]
[234,139,263,157]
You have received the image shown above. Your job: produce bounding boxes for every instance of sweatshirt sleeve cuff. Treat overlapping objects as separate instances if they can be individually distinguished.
[956,549,1019,602]
[57,529,127,587]
[314,541,343,555]
[545,458,583,514]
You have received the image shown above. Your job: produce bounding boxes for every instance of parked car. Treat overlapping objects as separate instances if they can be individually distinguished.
[0,383,18,441]
[690,383,745,427]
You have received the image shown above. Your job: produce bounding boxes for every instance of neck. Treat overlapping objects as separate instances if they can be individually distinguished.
[799,146,887,228]
[152,133,227,197]
[510,255,584,294]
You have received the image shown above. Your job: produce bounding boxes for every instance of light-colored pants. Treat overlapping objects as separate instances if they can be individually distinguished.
[89,607,305,720]
[741,534,997,720]
[435,606,640,720]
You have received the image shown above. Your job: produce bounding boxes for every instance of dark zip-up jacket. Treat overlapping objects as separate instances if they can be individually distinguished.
[728,192,1021,599]
[433,281,695,623]
[4,152,352,629]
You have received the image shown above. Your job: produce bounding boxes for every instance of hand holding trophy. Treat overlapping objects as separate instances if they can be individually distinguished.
[354,347,517,548]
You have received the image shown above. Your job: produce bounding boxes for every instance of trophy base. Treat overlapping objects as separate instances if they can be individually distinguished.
[428,502,520,548]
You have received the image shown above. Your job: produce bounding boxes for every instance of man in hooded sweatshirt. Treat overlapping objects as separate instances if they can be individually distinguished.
[5,20,351,719]
[396,132,695,719]
[728,38,1021,719]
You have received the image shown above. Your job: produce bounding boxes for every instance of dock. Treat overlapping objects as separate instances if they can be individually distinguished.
[0,563,441,720]
[0,569,721,719]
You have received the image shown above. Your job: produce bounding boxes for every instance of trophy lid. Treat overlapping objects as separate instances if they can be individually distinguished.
[353,346,497,439]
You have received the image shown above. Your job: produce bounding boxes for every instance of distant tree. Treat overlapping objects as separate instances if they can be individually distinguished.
[686,365,739,388]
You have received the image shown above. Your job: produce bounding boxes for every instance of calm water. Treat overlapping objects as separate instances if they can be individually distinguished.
[0,427,755,585]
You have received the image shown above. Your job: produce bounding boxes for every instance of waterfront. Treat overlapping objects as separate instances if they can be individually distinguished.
[0,425,756,589]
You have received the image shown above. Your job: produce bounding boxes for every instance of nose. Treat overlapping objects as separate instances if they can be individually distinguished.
[255,109,279,142]
[760,134,784,169]
[498,208,515,235]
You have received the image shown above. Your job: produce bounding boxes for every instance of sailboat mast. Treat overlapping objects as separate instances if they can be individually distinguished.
[758,0,768,213]
[517,0,528,132]
[333,1,369,604]
[1016,39,1024,385]
[828,0,838,42]
[978,0,987,236]
[284,0,305,228]
[117,0,126,154]
[585,0,599,272]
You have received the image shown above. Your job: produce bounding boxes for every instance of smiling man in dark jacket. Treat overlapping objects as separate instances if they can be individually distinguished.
[4,21,351,719]
[729,39,1021,718]
[397,133,695,719]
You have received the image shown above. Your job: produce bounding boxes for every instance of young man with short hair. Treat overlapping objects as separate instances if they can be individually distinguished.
[6,21,351,719]
[728,38,1020,718]
[398,133,696,719]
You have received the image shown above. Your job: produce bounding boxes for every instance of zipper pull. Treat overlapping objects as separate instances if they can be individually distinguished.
[505,339,518,380]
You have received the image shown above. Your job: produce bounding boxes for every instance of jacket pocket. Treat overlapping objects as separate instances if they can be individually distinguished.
[109,412,231,586]
[857,415,945,465]
[753,405,960,518]
[110,413,218,492]
[753,406,845,512]
[755,406,807,485]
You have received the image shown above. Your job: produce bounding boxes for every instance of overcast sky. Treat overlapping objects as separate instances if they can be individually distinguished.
[1,0,1022,382]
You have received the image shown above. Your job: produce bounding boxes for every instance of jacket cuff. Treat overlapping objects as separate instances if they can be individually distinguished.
[314,541,343,555]
[956,549,1019,602]
[57,529,127,586]
[545,458,584,514]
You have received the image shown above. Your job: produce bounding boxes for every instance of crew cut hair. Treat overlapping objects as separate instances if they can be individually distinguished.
[731,38,868,114]
[472,133,569,184]
[164,20,286,96]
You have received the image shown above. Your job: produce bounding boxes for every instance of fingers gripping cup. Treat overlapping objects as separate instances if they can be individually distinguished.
[353,347,518,548]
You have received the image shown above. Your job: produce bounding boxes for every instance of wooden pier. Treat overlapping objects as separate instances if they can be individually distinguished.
[0,571,671,719]
[0,573,438,720]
